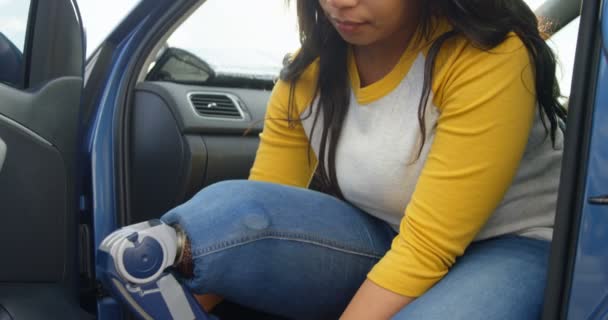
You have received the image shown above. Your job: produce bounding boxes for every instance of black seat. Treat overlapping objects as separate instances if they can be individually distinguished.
[0,33,23,87]
[0,285,93,320]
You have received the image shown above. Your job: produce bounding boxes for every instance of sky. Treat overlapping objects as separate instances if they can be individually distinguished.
[0,0,29,51]
[0,0,300,76]
[0,0,300,60]
[0,0,550,54]
[165,0,300,74]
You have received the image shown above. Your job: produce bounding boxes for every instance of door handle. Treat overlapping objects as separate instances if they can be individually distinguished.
[588,195,608,205]
[0,137,5,172]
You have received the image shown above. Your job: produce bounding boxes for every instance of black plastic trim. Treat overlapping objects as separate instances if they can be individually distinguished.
[181,135,208,202]
[22,0,38,89]
[127,90,188,224]
[201,136,258,187]
[541,0,603,318]
[136,82,267,135]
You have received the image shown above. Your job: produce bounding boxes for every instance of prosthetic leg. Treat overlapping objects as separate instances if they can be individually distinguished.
[97,219,213,320]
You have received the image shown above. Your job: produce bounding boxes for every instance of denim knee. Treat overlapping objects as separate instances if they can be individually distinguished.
[160,180,283,254]
[161,180,263,226]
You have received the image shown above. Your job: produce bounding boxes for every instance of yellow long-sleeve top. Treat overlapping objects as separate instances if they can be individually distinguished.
[249,23,563,297]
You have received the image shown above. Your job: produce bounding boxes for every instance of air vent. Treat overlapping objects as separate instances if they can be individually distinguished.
[189,92,244,120]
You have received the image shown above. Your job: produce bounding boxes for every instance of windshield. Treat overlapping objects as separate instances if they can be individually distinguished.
[164,0,299,81]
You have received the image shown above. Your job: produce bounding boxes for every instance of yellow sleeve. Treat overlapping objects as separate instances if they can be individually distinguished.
[367,35,537,297]
[248,61,319,187]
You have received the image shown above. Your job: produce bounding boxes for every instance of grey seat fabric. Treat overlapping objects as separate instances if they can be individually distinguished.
[0,285,93,320]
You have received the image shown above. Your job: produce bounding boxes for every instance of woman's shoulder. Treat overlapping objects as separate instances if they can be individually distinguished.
[435,30,528,69]
[272,53,320,114]
[431,31,533,105]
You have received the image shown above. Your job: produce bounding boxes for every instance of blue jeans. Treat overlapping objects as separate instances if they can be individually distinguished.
[161,180,550,320]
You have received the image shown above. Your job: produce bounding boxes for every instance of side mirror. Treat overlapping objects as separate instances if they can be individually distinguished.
[146,47,215,83]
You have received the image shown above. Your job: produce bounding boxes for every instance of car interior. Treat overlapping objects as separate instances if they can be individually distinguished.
[0,0,586,319]
[125,0,580,223]
[102,0,581,318]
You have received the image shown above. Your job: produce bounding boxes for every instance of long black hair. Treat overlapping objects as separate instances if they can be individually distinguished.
[281,0,567,198]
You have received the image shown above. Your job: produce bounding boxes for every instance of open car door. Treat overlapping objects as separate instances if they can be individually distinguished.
[543,0,608,318]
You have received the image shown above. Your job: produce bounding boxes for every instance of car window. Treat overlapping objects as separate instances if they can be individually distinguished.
[148,0,299,88]
[77,0,140,57]
[150,0,569,89]
[0,0,30,88]
[548,17,580,102]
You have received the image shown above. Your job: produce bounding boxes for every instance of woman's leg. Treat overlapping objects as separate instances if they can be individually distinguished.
[392,236,551,320]
[161,180,397,320]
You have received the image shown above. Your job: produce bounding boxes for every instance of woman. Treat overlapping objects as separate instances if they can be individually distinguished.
[105,0,566,318]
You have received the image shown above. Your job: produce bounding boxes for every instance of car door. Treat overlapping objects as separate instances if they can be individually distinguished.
[542,0,608,318]
[0,0,89,319]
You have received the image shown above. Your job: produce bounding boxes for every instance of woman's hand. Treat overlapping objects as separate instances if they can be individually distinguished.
[341,279,414,320]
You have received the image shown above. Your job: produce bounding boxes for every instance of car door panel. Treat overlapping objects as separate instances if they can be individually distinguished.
[0,0,88,318]
[0,73,83,282]
[0,5,83,283]
[563,0,608,317]
[0,285,92,320]
[542,0,607,318]
[128,88,189,224]
[0,109,68,281]
[126,82,268,224]
[201,135,260,187]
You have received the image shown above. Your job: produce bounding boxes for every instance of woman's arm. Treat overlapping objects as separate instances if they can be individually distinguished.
[249,62,319,187]
[343,35,537,317]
